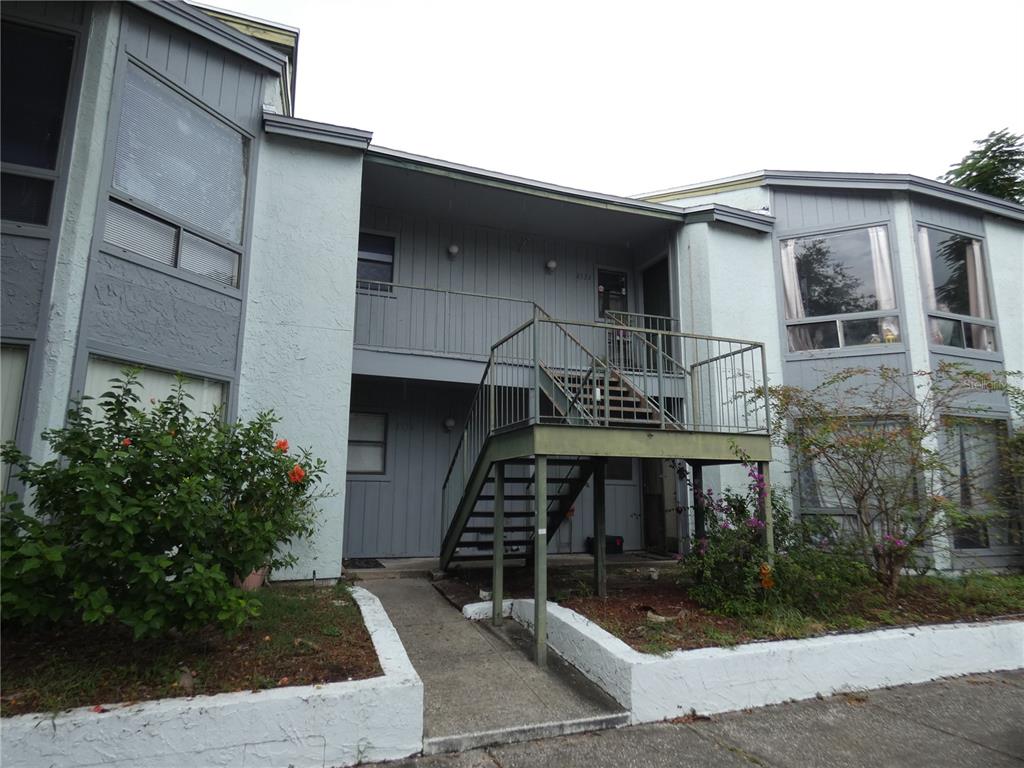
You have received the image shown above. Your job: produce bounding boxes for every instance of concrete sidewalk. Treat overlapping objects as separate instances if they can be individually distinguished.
[367,670,1024,767]
[362,578,627,753]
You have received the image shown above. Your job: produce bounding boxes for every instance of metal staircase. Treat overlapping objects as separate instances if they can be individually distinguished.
[439,307,771,571]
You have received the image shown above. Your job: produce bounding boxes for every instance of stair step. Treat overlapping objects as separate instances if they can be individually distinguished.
[470,511,535,518]
[463,525,534,533]
[456,539,533,550]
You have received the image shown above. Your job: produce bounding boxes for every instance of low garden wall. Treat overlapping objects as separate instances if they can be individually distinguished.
[467,599,1024,724]
[1,587,423,768]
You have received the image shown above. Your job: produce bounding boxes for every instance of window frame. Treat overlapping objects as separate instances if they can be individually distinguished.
[944,416,1020,554]
[777,222,906,357]
[356,230,397,293]
[0,19,80,231]
[915,223,1001,359]
[83,354,229,418]
[347,410,389,478]
[99,58,251,290]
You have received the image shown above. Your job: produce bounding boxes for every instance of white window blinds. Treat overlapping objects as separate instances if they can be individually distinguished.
[112,66,246,244]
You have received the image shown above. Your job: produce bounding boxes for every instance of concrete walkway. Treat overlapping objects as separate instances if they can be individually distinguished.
[366,670,1024,767]
[362,578,627,753]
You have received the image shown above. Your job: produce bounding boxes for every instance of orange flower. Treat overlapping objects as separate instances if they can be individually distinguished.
[759,562,775,590]
[274,438,289,453]
[121,437,133,447]
[288,464,306,484]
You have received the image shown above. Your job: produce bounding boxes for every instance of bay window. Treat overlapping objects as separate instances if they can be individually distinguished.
[917,227,997,352]
[948,420,1020,550]
[780,226,900,352]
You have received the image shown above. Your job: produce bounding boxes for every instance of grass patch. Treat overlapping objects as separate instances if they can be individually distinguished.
[0,582,381,716]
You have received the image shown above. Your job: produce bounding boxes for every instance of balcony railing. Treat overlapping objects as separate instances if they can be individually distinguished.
[354,280,535,360]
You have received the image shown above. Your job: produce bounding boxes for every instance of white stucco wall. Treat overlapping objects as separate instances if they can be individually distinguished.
[499,599,1024,724]
[241,135,363,580]
[985,215,1024,405]
[30,3,121,462]
[697,222,788,493]
[660,185,771,214]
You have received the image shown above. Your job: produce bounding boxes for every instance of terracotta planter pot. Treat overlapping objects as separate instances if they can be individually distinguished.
[236,566,269,592]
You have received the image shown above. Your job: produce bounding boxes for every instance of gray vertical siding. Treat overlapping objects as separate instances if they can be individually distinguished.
[773,189,890,232]
[360,205,639,323]
[120,7,263,133]
[343,375,643,558]
[912,196,985,237]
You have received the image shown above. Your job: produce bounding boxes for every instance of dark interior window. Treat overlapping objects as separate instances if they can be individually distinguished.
[1,22,74,170]
[358,233,395,284]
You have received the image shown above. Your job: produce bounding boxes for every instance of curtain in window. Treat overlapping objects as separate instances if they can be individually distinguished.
[84,358,225,416]
[917,228,937,312]
[869,227,896,310]
[1,346,28,488]
[966,240,991,319]
[780,239,804,320]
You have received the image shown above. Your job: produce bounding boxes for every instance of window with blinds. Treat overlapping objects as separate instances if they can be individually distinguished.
[102,65,246,288]
[113,66,246,243]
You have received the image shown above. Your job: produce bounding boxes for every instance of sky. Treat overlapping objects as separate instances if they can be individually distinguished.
[213,0,1024,197]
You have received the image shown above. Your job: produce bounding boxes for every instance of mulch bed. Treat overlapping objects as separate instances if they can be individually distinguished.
[0,583,381,717]
[444,566,1024,655]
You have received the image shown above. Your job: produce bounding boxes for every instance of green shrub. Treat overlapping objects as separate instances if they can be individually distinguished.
[679,467,868,616]
[1,372,327,639]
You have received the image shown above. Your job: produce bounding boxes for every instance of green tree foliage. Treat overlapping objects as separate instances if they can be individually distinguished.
[1,372,328,639]
[941,128,1024,204]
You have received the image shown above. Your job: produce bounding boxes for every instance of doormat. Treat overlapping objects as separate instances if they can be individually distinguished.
[345,558,385,569]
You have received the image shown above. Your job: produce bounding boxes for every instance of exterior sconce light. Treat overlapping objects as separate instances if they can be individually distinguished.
[447,244,460,260]
[545,259,557,273]
[443,417,456,432]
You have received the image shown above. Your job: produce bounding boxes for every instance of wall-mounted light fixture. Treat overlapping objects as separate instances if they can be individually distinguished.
[447,244,460,260]
[545,259,558,273]
[443,416,456,432]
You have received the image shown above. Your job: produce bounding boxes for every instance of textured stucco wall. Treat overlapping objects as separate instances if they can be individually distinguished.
[88,252,241,376]
[0,236,49,338]
[503,599,1024,724]
[30,3,121,461]
[687,222,788,493]
[0,587,423,768]
[241,134,363,581]
[659,185,771,214]
[985,215,1024,407]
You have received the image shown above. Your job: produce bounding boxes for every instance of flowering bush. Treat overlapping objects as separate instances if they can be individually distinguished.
[679,464,868,615]
[1,372,327,639]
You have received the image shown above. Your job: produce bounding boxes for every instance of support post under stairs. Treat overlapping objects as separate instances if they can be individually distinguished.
[593,458,607,599]
[492,462,505,626]
[533,454,547,667]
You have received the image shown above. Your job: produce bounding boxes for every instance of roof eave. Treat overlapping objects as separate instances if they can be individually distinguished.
[263,114,373,150]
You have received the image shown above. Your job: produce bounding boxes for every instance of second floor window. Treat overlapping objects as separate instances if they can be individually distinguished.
[781,226,900,352]
[917,227,996,352]
[357,233,395,286]
[103,65,247,287]
[1,21,75,226]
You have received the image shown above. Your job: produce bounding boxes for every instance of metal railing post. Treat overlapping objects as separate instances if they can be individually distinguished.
[656,332,665,428]
[532,307,540,424]
[488,352,495,433]
[602,365,610,426]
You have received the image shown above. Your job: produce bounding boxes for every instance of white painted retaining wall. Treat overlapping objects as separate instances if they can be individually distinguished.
[469,599,1024,724]
[1,587,423,768]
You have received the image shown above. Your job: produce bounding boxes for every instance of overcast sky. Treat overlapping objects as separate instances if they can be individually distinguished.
[214,0,1024,197]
